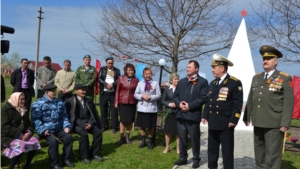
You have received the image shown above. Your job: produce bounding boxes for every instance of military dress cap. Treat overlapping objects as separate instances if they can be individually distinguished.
[74,84,88,90]
[259,45,283,58]
[211,53,234,67]
[83,54,91,59]
[43,84,57,91]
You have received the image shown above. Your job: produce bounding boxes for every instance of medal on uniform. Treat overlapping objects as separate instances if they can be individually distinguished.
[269,76,283,92]
[217,87,228,101]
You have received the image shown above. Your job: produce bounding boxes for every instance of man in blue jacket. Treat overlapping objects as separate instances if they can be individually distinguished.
[173,60,208,168]
[31,84,74,169]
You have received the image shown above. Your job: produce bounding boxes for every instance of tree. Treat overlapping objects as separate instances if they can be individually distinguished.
[1,52,21,69]
[250,0,300,64]
[83,0,238,73]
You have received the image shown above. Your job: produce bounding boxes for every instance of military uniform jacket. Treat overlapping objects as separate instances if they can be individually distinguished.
[245,70,294,128]
[203,74,243,130]
[75,65,96,88]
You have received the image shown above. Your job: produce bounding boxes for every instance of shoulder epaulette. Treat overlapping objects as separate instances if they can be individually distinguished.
[279,71,289,77]
[230,76,238,81]
[255,72,263,76]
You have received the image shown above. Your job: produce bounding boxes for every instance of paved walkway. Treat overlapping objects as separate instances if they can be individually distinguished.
[173,126,256,169]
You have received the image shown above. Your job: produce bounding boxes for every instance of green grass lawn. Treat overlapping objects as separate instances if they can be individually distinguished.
[1,77,300,169]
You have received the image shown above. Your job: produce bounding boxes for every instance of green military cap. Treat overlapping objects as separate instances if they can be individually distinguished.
[259,45,283,58]
[211,53,234,67]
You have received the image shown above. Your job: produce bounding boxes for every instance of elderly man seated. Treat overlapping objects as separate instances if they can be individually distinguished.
[65,84,103,164]
[31,84,74,169]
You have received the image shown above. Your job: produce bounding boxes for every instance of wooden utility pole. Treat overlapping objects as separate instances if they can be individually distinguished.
[34,6,43,96]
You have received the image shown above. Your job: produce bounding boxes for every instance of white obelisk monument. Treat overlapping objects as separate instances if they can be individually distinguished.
[228,11,255,130]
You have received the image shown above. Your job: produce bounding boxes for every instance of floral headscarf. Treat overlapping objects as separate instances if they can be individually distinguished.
[8,92,26,116]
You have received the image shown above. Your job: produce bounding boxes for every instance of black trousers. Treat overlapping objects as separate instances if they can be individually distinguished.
[20,88,32,114]
[9,150,36,169]
[58,92,73,102]
[37,89,45,98]
[44,130,73,167]
[177,118,201,161]
[208,128,234,169]
[75,125,102,159]
[100,92,118,129]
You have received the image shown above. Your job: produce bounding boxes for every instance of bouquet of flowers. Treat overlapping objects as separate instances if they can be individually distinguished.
[285,131,299,145]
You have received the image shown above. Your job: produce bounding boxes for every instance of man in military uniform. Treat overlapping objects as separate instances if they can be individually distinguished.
[202,54,243,169]
[244,45,294,169]
[75,54,96,101]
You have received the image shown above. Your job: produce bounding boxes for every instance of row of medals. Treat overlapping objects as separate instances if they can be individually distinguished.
[269,82,282,92]
[217,87,228,101]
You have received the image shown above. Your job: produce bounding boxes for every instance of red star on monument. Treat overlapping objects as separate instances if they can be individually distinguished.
[241,9,247,17]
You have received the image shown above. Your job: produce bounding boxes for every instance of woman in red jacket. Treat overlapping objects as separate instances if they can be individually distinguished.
[115,63,139,144]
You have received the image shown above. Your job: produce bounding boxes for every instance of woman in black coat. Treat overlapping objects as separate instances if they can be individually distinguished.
[161,73,180,154]
[1,92,41,169]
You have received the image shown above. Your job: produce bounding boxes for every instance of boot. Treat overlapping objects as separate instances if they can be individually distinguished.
[139,135,146,148]
[148,137,153,150]
[126,133,132,144]
[119,133,125,145]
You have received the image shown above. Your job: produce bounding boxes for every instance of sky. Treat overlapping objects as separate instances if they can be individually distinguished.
[1,0,300,84]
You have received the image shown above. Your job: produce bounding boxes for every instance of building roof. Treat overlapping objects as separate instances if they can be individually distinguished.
[29,61,62,71]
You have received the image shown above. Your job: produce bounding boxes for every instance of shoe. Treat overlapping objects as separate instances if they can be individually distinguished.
[148,137,153,150]
[101,127,108,132]
[93,155,104,162]
[82,159,90,164]
[126,133,132,144]
[62,159,75,167]
[139,135,146,148]
[52,164,63,169]
[112,129,117,134]
[163,147,170,153]
[192,160,200,168]
[174,159,187,165]
[119,133,125,145]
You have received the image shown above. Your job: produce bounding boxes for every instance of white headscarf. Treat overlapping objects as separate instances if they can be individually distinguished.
[8,92,26,116]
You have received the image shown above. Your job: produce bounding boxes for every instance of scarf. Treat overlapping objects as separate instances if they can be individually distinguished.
[8,92,26,116]
[144,78,152,92]
[187,74,198,83]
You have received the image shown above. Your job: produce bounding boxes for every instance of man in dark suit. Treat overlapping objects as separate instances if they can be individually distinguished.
[10,58,34,112]
[202,54,243,169]
[1,74,5,103]
[98,56,121,134]
[173,60,208,168]
[244,45,294,169]
[65,84,103,164]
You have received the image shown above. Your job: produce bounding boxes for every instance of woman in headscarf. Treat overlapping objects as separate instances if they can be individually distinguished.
[161,73,180,154]
[1,92,41,169]
[134,68,161,150]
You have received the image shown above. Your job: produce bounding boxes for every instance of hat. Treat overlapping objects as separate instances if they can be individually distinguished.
[74,84,88,90]
[211,54,234,67]
[105,56,114,61]
[83,54,91,59]
[43,84,57,91]
[259,45,282,58]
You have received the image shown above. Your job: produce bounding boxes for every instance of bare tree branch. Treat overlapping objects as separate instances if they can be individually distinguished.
[82,0,238,73]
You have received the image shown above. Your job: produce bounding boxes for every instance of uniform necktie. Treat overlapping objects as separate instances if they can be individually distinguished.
[81,99,84,108]
[216,78,220,87]
[264,73,269,81]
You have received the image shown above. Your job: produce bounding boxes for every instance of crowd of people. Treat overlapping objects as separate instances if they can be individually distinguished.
[1,45,294,169]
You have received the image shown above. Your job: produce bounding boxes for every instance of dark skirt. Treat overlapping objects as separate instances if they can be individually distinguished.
[135,112,157,128]
[119,104,136,123]
[164,113,178,135]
